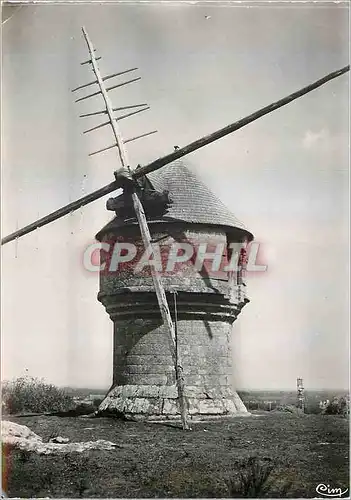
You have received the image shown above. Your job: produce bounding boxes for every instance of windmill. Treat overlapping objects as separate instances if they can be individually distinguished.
[1,27,349,430]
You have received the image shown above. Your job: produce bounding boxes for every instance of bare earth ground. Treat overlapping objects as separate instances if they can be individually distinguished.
[2,412,349,498]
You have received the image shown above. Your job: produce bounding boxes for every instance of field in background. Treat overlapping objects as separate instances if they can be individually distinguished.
[238,390,349,413]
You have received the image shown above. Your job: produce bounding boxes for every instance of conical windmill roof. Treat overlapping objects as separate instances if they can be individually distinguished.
[148,161,252,235]
[96,161,253,241]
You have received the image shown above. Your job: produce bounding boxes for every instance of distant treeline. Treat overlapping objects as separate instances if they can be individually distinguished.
[238,390,348,413]
[62,387,108,397]
[62,387,348,414]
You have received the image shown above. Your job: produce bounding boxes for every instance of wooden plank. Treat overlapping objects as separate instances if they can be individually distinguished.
[81,56,101,65]
[80,103,148,118]
[83,107,150,134]
[89,143,117,156]
[72,68,138,92]
[124,130,157,144]
[75,77,141,103]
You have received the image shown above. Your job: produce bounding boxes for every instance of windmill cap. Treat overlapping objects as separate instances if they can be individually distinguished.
[96,161,253,241]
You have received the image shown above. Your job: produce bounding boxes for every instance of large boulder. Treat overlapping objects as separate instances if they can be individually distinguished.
[1,420,121,455]
[1,421,42,442]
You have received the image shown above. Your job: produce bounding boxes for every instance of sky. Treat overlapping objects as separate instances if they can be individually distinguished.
[1,2,349,391]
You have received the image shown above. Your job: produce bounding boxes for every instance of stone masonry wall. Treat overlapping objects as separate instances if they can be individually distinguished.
[113,318,233,389]
[98,222,249,419]
[98,317,248,419]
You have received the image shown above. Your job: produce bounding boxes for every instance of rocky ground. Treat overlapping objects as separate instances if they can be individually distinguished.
[2,412,349,498]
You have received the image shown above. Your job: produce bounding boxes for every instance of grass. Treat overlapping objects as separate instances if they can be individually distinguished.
[2,412,349,498]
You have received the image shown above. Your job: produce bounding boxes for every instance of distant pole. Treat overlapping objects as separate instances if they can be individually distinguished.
[297,377,305,413]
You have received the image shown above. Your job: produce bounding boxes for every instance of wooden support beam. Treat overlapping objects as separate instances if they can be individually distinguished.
[1,181,119,245]
[105,77,141,92]
[72,68,138,92]
[75,77,141,103]
[81,56,101,65]
[80,103,148,118]
[131,190,190,429]
[83,107,150,134]
[88,129,157,155]
[89,143,117,156]
[124,130,158,144]
[135,64,350,177]
[115,106,150,122]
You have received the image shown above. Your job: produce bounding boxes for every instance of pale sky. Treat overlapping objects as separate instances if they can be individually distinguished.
[1,3,349,390]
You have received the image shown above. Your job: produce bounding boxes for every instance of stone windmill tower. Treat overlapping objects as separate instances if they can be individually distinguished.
[2,27,347,427]
[96,161,253,420]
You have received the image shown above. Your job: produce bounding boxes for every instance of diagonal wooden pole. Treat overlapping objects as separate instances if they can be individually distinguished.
[136,64,350,177]
[1,64,349,246]
[81,27,190,430]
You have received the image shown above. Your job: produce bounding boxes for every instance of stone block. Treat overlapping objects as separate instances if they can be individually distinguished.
[222,399,236,413]
[183,385,203,398]
[124,364,174,375]
[202,375,230,387]
[232,392,249,413]
[126,374,168,385]
[134,343,171,355]
[127,354,172,365]
[162,399,178,415]
[187,399,200,414]
[198,399,225,414]
[159,385,178,398]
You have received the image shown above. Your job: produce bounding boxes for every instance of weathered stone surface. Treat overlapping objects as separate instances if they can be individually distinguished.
[1,421,120,455]
[124,364,174,375]
[199,399,224,414]
[97,213,250,418]
[125,374,168,385]
[232,392,249,413]
[127,354,173,365]
[99,394,249,419]
[49,436,70,444]
[162,399,178,415]
[1,421,41,441]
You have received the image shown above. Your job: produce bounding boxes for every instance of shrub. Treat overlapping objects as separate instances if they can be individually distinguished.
[304,403,321,415]
[226,456,274,497]
[2,375,73,414]
[92,397,104,407]
[274,404,302,414]
[323,396,349,417]
[226,456,293,498]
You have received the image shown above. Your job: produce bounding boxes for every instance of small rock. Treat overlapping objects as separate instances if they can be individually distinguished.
[49,436,70,444]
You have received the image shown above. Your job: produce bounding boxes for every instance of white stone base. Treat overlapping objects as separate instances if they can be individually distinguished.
[98,384,249,420]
